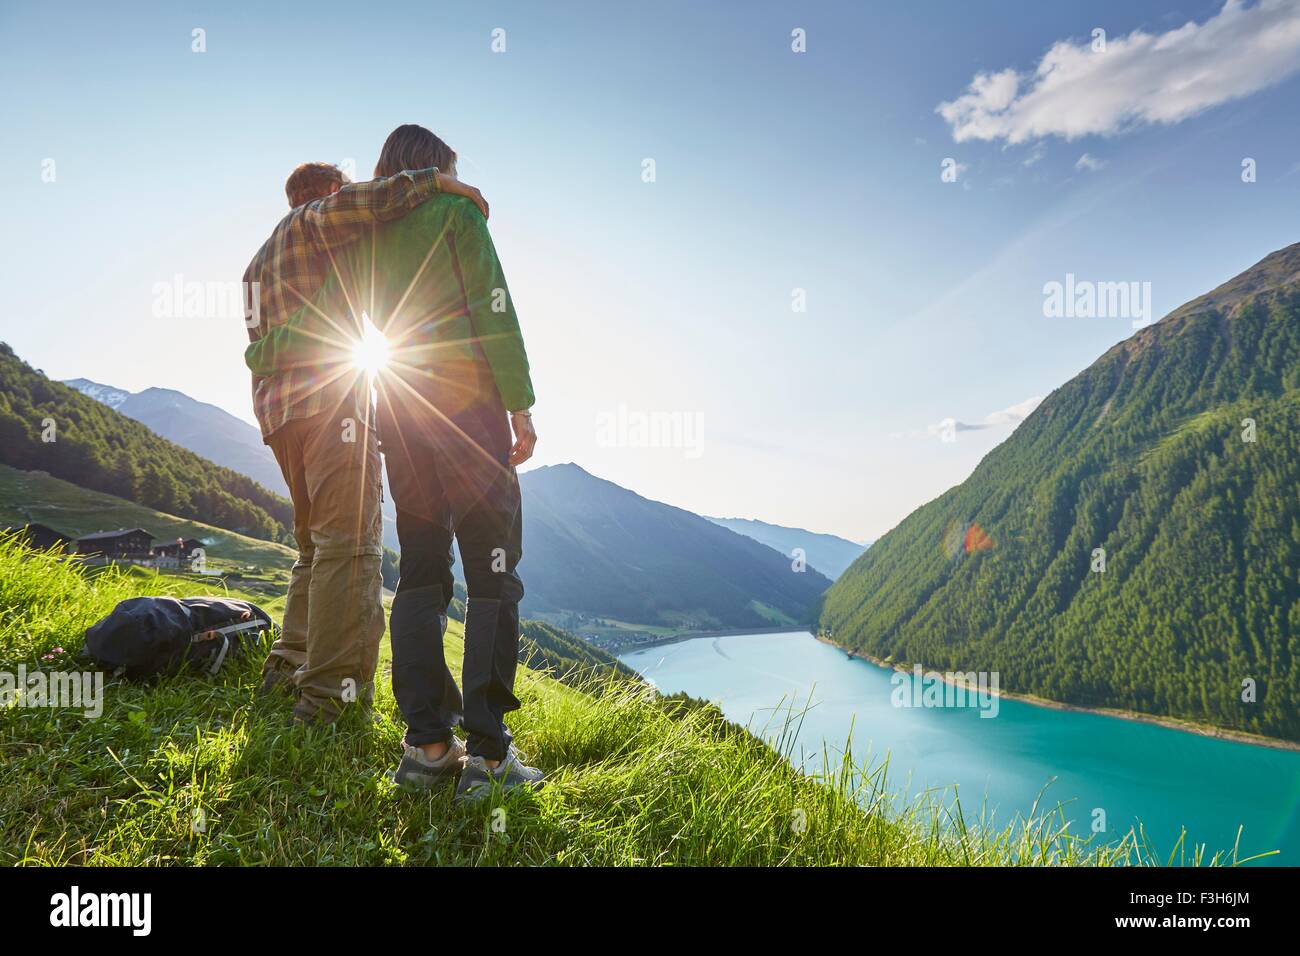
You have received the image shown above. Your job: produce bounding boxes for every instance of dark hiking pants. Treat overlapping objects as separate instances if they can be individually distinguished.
[382,400,524,762]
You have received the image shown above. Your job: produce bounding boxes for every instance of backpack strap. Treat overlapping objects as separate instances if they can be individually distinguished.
[210,619,268,639]
[207,635,231,675]
[191,619,267,674]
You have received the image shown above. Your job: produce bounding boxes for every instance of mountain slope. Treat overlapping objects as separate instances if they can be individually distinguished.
[62,378,130,410]
[0,345,292,542]
[0,463,295,570]
[822,242,1300,741]
[518,618,638,680]
[707,516,869,579]
[65,377,404,548]
[129,385,288,497]
[519,464,831,630]
[0,531,1123,867]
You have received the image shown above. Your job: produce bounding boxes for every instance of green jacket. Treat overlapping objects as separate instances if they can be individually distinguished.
[245,194,534,412]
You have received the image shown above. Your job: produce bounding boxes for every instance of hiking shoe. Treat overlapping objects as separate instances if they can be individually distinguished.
[257,664,297,697]
[455,752,544,803]
[291,696,353,726]
[392,737,466,790]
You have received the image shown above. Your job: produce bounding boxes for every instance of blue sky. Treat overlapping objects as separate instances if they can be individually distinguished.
[3,0,1299,541]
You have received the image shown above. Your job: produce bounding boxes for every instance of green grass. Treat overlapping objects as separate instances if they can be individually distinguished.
[538,614,676,638]
[747,600,798,626]
[0,535,1221,866]
[1139,405,1231,464]
[0,464,295,572]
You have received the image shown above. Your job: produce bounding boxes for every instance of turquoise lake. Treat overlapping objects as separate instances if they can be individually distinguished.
[619,630,1300,865]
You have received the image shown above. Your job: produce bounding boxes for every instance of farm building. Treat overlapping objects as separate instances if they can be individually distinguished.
[3,523,72,552]
[75,528,154,560]
[154,537,203,558]
[154,537,204,568]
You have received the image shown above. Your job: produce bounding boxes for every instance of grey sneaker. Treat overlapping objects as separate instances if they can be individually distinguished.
[455,752,544,803]
[392,737,467,789]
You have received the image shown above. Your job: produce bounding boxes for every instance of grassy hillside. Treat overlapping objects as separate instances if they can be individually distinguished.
[822,243,1300,741]
[519,619,637,680]
[0,464,295,572]
[0,344,292,542]
[0,535,1179,866]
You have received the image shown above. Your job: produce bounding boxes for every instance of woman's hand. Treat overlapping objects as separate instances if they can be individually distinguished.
[509,410,537,466]
[436,172,489,219]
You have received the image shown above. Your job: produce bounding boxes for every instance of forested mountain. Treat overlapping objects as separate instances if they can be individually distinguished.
[66,377,402,549]
[0,345,292,542]
[707,516,869,579]
[518,464,830,629]
[65,379,290,497]
[821,243,1300,740]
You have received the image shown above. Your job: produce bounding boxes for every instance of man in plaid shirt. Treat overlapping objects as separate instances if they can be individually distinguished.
[244,161,488,724]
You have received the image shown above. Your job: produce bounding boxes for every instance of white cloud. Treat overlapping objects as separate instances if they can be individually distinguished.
[937,0,1300,144]
[910,395,1044,441]
[1075,152,1107,172]
[1023,142,1047,167]
[925,416,984,438]
[982,395,1043,426]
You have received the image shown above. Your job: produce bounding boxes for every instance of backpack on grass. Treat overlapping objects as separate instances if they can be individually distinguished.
[82,596,277,679]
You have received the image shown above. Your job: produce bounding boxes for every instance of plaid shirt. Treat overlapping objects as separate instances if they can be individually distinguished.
[243,167,441,441]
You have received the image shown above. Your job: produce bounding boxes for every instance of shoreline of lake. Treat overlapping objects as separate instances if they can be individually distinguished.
[620,629,1300,864]
[597,624,807,653]
[811,633,1300,754]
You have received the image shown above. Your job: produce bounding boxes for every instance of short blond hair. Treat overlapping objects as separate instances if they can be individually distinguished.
[285,162,349,208]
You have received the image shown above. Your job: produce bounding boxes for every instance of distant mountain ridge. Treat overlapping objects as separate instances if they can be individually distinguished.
[58,382,834,631]
[518,464,830,630]
[66,376,402,548]
[63,378,131,410]
[0,345,292,542]
[61,374,837,621]
[706,516,869,579]
[64,378,289,497]
[821,242,1300,741]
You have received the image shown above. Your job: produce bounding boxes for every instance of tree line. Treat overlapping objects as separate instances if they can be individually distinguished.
[822,262,1300,740]
[0,344,293,543]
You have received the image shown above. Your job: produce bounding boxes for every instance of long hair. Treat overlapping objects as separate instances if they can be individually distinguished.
[374,124,456,178]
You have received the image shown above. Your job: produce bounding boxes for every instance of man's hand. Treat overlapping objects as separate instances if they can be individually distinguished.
[436,172,489,219]
[509,410,536,466]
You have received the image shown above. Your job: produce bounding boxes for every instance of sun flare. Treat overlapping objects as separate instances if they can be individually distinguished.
[351,319,390,377]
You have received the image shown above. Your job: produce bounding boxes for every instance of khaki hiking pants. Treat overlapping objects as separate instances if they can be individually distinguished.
[263,408,384,720]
